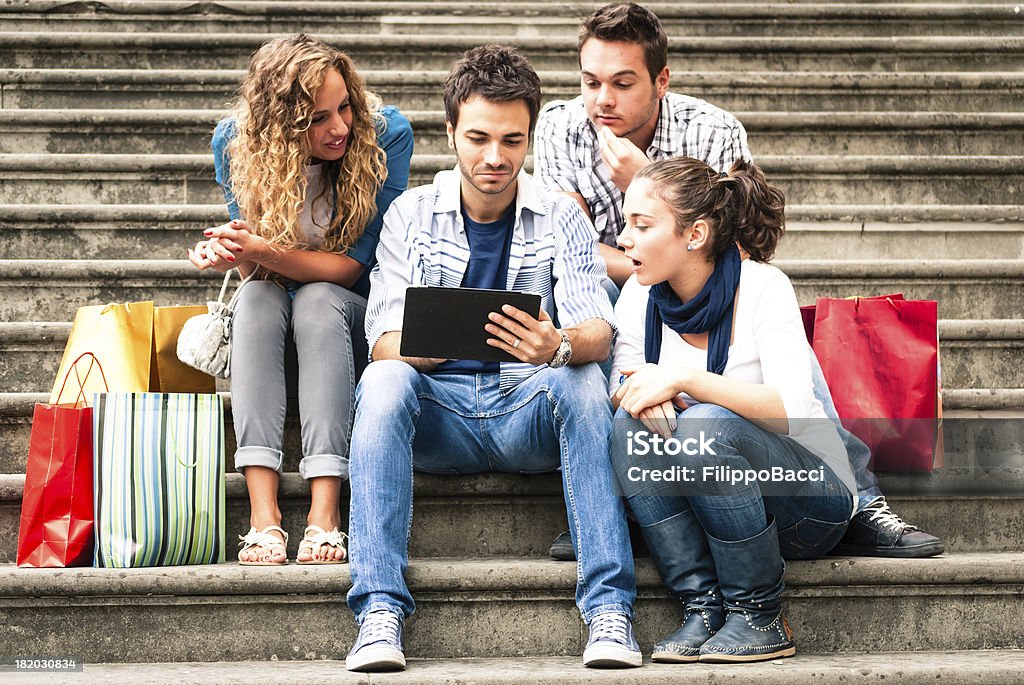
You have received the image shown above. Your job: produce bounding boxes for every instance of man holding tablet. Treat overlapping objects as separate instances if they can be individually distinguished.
[344,45,640,672]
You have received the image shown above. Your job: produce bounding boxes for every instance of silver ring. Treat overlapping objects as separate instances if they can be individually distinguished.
[512,338,521,349]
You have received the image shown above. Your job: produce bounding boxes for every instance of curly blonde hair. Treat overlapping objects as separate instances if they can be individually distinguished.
[227,34,387,254]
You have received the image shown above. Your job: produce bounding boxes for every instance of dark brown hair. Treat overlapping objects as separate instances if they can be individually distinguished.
[635,157,786,262]
[577,3,668,82]
[443,44,542,132]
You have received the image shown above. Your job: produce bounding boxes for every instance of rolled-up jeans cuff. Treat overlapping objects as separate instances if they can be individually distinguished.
[299,453,349,480]
[357,601,406,625]
[235,446,284,474]
[581,603,634,624]
[856,494,884,514]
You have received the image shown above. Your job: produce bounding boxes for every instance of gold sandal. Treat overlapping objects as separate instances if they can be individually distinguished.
[296,524,348,565]
[237,525,289,566]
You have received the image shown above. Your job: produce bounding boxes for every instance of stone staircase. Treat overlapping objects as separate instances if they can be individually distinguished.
[1,1,1023,682]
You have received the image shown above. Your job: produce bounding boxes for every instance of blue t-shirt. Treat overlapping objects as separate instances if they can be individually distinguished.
[211,105,414,298]
[434,204,516,375]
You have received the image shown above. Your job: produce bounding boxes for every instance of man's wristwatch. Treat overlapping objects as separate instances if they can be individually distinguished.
[548,329,572,368]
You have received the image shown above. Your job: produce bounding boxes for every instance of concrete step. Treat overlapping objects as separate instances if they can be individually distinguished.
[4,69,1021,112]
[10,652,1024,685]
[1,258,1021,321]
[3,318,1020,393]
[1,386,1021,471]
[3,204,1022,261]
[3,1,1022,37]
[0,469,572,562]
[2,554,1023,660]
[2,153,1023,205]
[777,217,1024,261]
[2,32,1022,71]
[939,320,1024,389]
[2,462,1022,561]
[6,109,1024,156]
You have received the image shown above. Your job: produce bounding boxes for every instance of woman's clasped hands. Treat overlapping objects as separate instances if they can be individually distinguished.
[188,219,269,272]
[614,363,692,439]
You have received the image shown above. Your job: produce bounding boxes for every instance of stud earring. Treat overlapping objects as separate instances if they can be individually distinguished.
[686,244,694,251]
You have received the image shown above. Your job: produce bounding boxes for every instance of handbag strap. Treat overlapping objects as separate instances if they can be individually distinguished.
[215,271,233,303]
[54,351,110,408]
[221,266,260,311]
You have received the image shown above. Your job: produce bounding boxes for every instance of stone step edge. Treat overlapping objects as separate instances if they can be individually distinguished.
[4,552,1024,598]
[3,32,1023,52]
[4,319,1021,342]
[5,0,1022,21]
[3,391,1020,414]
[3,258,1023,280]
[4,153,1023,175]
[13,652,1024,685]
[6,468,1024,505]
[0,469,565,501]
[4,203,1023,224]
[7,109,1024,131]
[16,319,1024,339]
[4,68,1022,89]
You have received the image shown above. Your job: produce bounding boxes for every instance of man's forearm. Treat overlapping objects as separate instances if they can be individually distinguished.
[371,331,444,372]
[565,318,613,365]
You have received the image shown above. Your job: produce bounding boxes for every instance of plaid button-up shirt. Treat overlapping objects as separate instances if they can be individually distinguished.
[535,92,752,246]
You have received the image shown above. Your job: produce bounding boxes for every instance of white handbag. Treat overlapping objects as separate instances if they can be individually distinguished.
[176,270,253,379]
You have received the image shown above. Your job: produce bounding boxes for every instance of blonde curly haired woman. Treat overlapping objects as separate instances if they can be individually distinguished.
[188,34,413,565]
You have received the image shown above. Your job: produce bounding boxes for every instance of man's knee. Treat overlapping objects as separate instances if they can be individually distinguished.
[355,360,420,416]
[544,363,610,415]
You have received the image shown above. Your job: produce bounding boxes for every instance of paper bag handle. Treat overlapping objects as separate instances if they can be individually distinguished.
[850,295,902,315]
[175,449,199,469]
[55,352,110,408]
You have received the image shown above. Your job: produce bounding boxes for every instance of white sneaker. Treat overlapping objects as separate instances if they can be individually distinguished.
[345,610,406,672]
[583,612,643,668]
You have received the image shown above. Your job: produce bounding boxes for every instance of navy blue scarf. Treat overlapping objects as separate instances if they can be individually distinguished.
[644,245,742,375]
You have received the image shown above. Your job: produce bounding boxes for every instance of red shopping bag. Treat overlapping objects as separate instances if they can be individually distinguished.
[809,295,942,473]
[801,294,905,344]
[16,353,107,567]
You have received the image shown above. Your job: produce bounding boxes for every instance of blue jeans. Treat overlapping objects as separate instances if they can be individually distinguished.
[611,404,854,559]
[346,360,636,625]
[809,351,882,509]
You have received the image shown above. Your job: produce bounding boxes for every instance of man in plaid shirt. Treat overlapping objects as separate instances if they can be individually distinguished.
[535,3,750,287]
[536,2,945,563]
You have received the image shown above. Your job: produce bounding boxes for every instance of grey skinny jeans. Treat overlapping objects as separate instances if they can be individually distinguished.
[230,280,367,480]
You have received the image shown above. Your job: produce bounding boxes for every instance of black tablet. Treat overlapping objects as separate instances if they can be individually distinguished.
[400,286,543,362]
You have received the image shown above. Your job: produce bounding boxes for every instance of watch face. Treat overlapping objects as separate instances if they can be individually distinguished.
[550,332,572,367]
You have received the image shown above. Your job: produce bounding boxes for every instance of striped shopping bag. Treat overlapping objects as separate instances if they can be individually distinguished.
[93,392,226,567]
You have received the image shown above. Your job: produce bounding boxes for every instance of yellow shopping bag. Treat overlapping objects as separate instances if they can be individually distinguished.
[152,305,216,393]
[49,302,214,405]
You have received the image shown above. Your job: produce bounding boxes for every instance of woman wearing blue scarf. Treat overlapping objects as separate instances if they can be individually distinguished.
[608,157,856,664]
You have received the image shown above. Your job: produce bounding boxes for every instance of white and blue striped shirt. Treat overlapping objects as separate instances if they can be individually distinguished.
[366,168,616,393]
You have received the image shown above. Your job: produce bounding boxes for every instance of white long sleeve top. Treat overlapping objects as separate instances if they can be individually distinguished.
[611,259,856,501]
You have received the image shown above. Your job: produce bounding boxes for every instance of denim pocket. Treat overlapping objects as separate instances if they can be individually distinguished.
[517,466,559,475]
[778,516,848,560]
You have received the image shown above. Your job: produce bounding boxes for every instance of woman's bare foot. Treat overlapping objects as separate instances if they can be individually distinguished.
[239,466,286,564]
[238,521,287,564]
[296,476,345,563]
